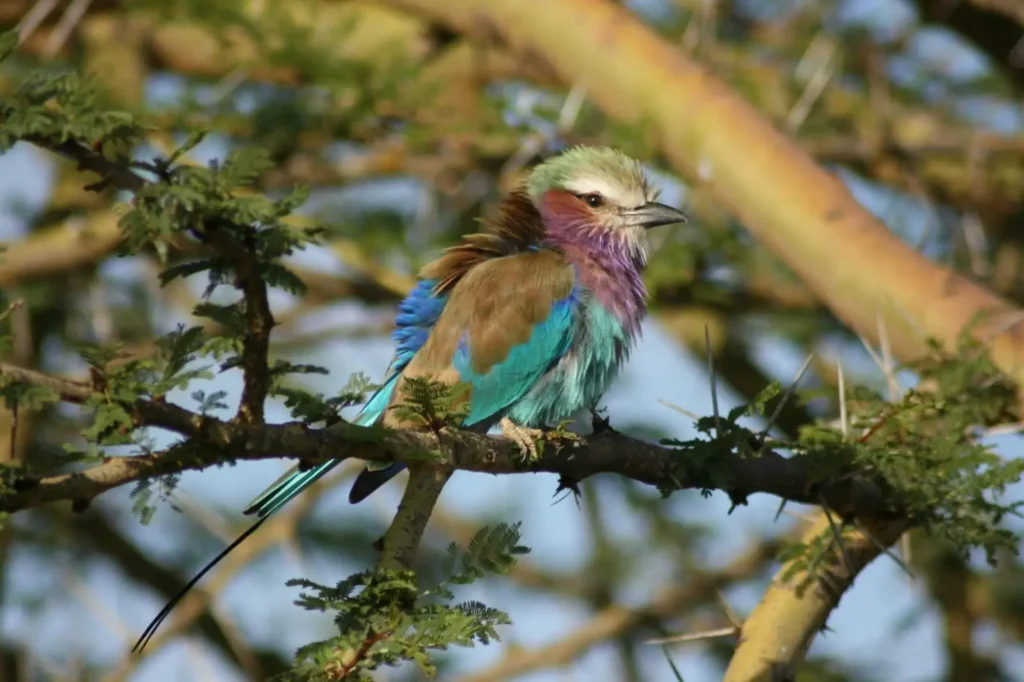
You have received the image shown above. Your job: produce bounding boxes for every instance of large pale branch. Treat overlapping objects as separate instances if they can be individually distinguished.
[385,0,1024,385]
[723,516,909,681]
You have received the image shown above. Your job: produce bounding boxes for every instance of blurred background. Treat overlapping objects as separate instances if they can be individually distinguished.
[1,0,1024,680]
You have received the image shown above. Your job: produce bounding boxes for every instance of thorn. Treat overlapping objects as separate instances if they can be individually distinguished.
[855,331,888,377]
[657,398,701,421]
[900,531,914,579]
[773,498,788,523]
[726,490,749,513]
[837,360,848,439]
[553,475,582,508]
[757,352,814,449]
[0,299,23,324]
[820,499,854,575]
[556,81,588,134]
[715,591,743,629]
[854,519,914,579]
[646,626,738,645]
[876,313,900,401]
[589,408,615,434]
[786,31,838,132]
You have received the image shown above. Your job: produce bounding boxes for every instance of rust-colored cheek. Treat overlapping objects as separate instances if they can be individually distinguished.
[542,189,595,224]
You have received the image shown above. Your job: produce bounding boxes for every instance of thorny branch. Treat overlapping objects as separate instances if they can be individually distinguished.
[722,515,910,682]
[29,136,274,425]
[0,360,897,523]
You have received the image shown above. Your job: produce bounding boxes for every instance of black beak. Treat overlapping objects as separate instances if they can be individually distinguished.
[621,202,688,229]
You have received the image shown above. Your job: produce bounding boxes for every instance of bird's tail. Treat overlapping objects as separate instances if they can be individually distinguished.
[241,372,400,517]
[131,374,400,653]
[348,462,407,504]
[243,458,342,518]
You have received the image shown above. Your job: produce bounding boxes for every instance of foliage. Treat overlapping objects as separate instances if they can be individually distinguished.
[280,523,527,680]
[664,331,1024,567]
[389,376,472,432]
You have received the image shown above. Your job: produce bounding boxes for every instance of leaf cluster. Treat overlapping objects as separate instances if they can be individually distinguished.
[389,377,472,432]
[280,523,528,681]
[665,331,1023,572]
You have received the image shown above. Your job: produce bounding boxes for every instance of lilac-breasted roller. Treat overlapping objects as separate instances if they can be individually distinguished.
[132,146,687,650]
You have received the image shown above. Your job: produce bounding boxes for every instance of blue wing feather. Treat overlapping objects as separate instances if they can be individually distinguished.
[244,280,447,517]
[390,279,447,373]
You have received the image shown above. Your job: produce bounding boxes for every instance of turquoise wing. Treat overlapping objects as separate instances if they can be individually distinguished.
[406,248,579,428]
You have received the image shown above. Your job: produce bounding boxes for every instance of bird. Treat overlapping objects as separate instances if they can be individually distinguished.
[131,145,687,652]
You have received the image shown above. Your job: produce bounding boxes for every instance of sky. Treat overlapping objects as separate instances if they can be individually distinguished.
[2,1,1024,681]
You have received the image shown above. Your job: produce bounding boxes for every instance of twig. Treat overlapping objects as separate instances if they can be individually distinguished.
[657,397,702,421]
[377,464,453,570]
[212,226,274,425]
[17,0,59,45]
[29,134,276,426]
[43,0,93,56]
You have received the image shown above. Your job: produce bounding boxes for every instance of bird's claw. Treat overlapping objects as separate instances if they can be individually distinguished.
[499,417,544,461]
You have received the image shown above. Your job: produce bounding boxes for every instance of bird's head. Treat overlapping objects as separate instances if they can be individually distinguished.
[526,146,687,261]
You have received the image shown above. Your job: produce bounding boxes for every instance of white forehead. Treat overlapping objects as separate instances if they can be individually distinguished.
[562,175,656,209]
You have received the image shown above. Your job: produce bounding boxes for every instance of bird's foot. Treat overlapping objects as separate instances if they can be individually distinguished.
[499,417,545,461]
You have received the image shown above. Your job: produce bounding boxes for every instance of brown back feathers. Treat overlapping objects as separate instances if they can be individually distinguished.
[419,189,546,294]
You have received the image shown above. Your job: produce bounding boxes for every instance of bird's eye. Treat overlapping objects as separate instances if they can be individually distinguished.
[580,193,605,208]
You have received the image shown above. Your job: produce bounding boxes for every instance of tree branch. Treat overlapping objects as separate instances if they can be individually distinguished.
[377,465,453,570]
[23,135,277,425]
[0,361,898,528]
[207,226,274,425]
[722,515,909,681]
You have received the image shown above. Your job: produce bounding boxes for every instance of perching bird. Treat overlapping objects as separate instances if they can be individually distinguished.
[132,146,686,651]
